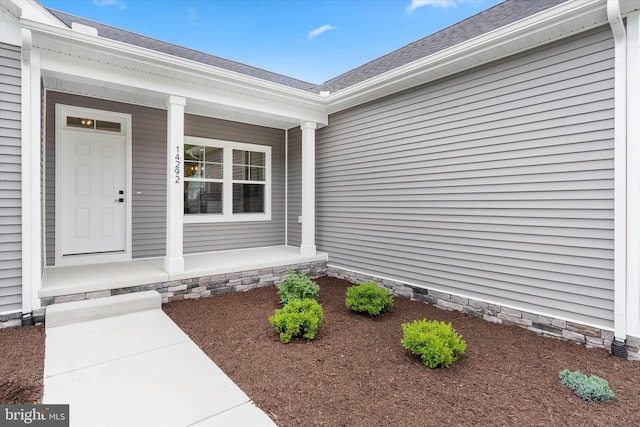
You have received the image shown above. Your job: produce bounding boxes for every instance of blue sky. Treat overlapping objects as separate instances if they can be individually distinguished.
[38,0,503,84]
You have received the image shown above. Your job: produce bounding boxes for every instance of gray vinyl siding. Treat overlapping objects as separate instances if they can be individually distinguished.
[45,93,286,263]
[316,27,615,328]
[45,92,167,264]
[183,115,285,253]
[0,43,22,314]
[287,127,302,247]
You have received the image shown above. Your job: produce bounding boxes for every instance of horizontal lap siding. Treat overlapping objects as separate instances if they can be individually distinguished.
[45,92,167,263]
[0,43,22,314]
[287,127,302,246]
[316,27,615,328]
[183,115,285,253]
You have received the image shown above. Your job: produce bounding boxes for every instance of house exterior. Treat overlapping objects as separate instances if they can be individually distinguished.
[1,0,638,360]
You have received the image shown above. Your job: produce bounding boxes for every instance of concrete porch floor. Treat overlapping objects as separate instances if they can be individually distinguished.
[41,245,328,299]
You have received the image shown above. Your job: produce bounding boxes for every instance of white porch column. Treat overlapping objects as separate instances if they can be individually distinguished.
[164,95,186,273]
[21,28,42,313]
[300,121,317,256]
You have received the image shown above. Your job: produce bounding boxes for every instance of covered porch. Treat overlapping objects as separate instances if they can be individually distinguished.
[19,13,329,314]
[40,246,328,304]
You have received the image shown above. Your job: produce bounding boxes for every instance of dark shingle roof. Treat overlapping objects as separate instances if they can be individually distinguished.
[317,0,568,93]
[48,9,319,92]
[48,0,567,94]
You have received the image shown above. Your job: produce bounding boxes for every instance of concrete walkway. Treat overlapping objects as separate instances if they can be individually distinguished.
[43,291,277,426]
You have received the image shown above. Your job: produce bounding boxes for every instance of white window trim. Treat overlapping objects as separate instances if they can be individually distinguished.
[183,136,272,223]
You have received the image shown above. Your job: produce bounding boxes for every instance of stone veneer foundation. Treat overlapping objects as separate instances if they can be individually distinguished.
[3,260,638,362]
[327,266,640,361]
[0,260,327,329]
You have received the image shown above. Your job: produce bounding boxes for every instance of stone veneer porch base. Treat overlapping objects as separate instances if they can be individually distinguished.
[0,260,327,329]
[327,266,640,361]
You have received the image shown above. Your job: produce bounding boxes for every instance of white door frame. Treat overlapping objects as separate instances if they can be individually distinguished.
[55,104,132,266]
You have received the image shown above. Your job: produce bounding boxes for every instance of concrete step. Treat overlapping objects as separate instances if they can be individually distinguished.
[45,290,160,328]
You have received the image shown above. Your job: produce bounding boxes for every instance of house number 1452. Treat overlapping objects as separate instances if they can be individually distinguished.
[174,146,181,183]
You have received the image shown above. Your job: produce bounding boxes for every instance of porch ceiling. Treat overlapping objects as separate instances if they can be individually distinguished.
[42,74,303,130]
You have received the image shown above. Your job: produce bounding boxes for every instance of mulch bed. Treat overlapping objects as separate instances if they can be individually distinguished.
[0,324,45,404]
[2,276,638,426]
[164,276,640,427]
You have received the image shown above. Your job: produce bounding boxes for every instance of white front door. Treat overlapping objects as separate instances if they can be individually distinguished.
[60,131,126,256]
[56,105,131,264]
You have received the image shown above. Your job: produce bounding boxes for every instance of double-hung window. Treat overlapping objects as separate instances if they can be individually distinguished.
[183,136,271,222]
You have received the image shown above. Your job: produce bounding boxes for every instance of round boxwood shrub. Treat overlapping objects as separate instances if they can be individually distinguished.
[276,270,320,305]
[345,281,394,316]
[401,319,466,368]
[268,298,323,343]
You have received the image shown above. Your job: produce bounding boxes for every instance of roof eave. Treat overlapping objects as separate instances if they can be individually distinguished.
[21,17,328,126]
[325,0,607,115]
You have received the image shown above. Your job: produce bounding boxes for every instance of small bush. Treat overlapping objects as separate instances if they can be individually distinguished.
[268,299,324,343]
[276,271,320,305]
[401,319,466,368]
[345,281,394,316]
[559,369,616,403]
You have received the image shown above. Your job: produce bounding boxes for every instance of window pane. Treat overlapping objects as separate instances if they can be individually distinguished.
[250,152,265,167]
[67,117,94,129]
[95,120,121,132]
[250,166,265,181]
[185,144,202,161]
[204,163,223,180]
[204,146,223,163]
[184,181,223,214]
[233,165,248,180]
[232,165,265,181]
[184,145,223,179]
[233,183,264,213]
[233,150,265,167]
[184,161,202,178]
[232,149,245,165]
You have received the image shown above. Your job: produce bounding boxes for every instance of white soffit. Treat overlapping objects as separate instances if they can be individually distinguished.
[42,74,302,129]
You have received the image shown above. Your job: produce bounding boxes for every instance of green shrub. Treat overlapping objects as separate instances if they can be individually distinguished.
[268,299,324,343]
[345,281,394,316]
[559,369,616,403]
[276,271,320,305]
[401,319,466,368]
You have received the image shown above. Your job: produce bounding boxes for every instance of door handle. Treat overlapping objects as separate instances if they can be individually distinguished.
[114,198,124,203]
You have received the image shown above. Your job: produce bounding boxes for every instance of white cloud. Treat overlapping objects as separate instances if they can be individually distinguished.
[307,24,336,40]
[407,0,457,12]
[93,0,126,11]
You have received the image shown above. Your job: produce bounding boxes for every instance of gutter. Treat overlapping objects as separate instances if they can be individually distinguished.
[325,0,605,114]
[608,0,628,359]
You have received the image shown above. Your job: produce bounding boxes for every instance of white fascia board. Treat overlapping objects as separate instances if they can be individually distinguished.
[325,0,607,114]
[39,49,327,126]
[22,18,328,125]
